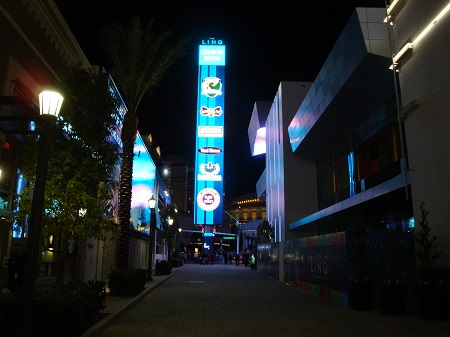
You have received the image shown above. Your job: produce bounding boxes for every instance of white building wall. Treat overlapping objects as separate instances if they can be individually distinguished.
[265,82,313,243]
[392,0,450,267]
[83,238,104,281]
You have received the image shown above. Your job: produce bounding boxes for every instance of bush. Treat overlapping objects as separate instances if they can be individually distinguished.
[0,280,106,337]
[0,291,21,337]
[108,268,147,296]
[170,257,183,267]
[34,280,106,336]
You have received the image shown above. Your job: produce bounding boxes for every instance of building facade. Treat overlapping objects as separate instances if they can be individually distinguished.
[388,0,450,268]
[250,7,418,292]
[265,82,315,243]
[0,0,93,288]
[224,193,266,253]
[286,7,403,235]
[159,154,193,214]
[250,3,449,305]
[250,7,403,240]
[0,0,172,288]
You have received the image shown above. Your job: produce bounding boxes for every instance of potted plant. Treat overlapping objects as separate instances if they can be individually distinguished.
[415,202,448,321]
[348,222,373,311]
[381,225,410,316]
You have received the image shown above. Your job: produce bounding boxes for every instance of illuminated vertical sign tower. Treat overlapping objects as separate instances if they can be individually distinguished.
[194,38,225,243]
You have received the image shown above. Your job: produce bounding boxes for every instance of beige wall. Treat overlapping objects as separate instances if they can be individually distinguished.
[392,0,450,267]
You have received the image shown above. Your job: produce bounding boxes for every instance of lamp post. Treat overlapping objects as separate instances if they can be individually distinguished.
[147,197,157,281]
[222,210,241,255]
[19,90,63,337]
[167,217,173,259]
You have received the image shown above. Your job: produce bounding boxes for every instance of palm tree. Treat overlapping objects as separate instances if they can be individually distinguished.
[101,17,189,270]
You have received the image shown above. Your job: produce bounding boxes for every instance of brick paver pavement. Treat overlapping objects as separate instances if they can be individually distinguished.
[94,263,449,337]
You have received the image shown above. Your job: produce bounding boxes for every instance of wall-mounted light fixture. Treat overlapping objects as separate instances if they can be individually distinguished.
[390,3,450,69]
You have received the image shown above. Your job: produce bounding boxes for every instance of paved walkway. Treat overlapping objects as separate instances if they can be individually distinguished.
[82,263,449,337]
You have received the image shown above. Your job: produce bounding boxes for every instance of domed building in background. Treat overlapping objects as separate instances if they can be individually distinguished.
[223,193,266,252]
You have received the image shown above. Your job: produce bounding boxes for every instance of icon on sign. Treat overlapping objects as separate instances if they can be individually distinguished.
[201,77,222,98]
[198,162,221,181]
[200,106,223,117]
[198,146,222,155]
[197,188,220,211]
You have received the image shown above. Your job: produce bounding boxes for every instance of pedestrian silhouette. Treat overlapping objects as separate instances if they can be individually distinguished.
[243,249,250,267]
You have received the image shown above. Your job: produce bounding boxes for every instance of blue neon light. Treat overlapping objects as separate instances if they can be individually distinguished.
[194,39,225,225]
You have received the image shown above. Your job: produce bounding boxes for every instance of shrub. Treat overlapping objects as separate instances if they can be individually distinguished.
[108,268,146,296]
[0,280,106,337]
[0,291,21,337]
[415,202,443,269]
[33,280,106,336]
[170,257,183,267]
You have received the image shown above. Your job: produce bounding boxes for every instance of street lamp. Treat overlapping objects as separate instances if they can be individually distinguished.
[19,90,63,337]
[222,210,242,255]
[148,197,157,281]
[39,90,64,117]
[166,217,173,259]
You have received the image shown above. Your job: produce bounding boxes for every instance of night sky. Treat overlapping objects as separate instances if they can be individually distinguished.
[54,0,386,203]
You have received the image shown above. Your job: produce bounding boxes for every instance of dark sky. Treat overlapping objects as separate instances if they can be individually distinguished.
[55,0,386,202]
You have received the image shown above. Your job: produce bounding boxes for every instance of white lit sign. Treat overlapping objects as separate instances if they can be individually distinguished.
[198,162,222,181]
[198,126,223,137]
[199,45,226,66]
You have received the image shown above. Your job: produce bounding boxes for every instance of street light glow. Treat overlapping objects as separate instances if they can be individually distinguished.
[39,90,64,117]
[149,197,156,209]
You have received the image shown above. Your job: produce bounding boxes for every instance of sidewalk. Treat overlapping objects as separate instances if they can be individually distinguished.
[79,270,179,337]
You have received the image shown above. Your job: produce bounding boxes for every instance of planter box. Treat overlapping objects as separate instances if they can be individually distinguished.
[349,282,373,311]
[419,284,448,321]
[381,283,407,316]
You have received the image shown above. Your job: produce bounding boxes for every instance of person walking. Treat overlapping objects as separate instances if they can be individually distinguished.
[243,249,250,267]
[250,252,256,269]
[235,252,240,266]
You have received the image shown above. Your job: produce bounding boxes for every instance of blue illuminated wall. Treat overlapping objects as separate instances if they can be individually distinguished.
[194,38,225,226]
[130,133,157,235]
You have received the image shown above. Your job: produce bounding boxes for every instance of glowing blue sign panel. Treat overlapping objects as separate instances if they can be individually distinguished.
[130,134,157,235]
[194,38,225,226]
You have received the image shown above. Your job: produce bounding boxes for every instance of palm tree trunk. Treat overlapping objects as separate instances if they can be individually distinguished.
[115,112,138,270]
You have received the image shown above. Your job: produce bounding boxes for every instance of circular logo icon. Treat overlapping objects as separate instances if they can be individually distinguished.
[201,77,222,98]
[197,188,220,211]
